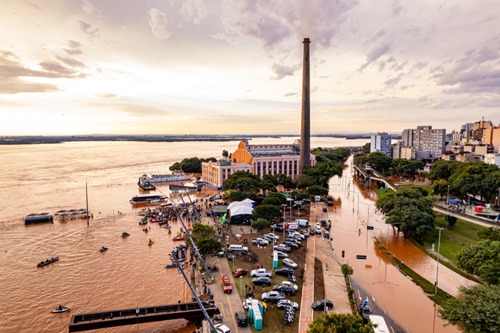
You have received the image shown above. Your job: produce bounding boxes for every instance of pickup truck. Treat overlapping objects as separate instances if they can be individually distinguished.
[251,268,272,278]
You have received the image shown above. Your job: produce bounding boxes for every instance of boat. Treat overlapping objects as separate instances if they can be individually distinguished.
[148,240,155,246]
[165,264,177,268]
[137,174,156,191]
[25,213,54,224]
[172,235,184,241]
[121,232,130,237]
[37,257,59,267]
[52,306,70,313]
[148,170,191,183]
[99,246,108,252]
[138,218,148,225]
[130,194,167,205]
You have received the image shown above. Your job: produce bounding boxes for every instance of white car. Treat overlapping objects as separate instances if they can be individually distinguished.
[282,258,298,269]
[265,233,280,240]
[281,280,299,291]
[288,231,305,240]
[251,268,272,277]
[215,323,232,333]
[273,251,288,258]
[315,223,321,229]
[262,291,286,302]
[243,298,267,311]
[277,299,300,310]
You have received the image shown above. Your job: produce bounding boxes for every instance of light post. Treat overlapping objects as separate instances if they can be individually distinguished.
[232,255,235,273]
[240,276,243,297]
[434,227,444,295]
[446,185,450,228]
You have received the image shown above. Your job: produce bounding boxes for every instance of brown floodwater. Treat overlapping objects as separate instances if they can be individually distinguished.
[327,158,477,332]
[0,137,368,333]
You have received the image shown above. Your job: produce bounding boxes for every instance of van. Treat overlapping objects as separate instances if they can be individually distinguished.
[227,244,248,254]
[295,219,309,227]
[315,195,321,202]
[285,222,299,231]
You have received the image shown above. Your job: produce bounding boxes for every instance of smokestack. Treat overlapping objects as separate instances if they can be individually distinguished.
[299,38,311,173]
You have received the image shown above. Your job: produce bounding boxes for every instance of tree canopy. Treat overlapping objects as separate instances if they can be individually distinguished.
[376,187,435,240]
[253,204,281,223]
[439,284,500,333]
[457,239,500,284]
[308,313,374,333]
[223,171,262,197]
[365,152,393,174]
[189,223,221,257]
[169,157,216,173]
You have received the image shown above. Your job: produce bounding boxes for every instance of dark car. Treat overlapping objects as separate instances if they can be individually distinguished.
[275,268,294,276]
[272,285,295,295]
[323,207,327,212]
[252,276,271,286]
[309,227,316,235]
[235,311,248,327]
[284,241,299,249]
[312,299,333,311]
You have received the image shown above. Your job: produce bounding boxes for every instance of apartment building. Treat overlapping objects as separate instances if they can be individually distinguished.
[370,132,392,157]
[401,126,446,160]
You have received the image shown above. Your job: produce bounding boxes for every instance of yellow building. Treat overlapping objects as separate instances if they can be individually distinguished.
[201,140,316,189]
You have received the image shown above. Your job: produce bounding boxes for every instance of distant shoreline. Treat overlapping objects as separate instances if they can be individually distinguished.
[0,134,384,145]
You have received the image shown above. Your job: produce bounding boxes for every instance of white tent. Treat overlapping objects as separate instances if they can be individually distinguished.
[229,205,253,216]
[228,200,253,210]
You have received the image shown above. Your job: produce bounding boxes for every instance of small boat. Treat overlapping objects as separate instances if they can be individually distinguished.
[37,257,59,267]
[99,246,108,252]
[121,232,130,237]
[162,225,171,229]
[25,213,54,224]
[172,236,184,241]
[148,240,155,246]
[138,174,156,191]
[52,306,70,313]
[165,264,177,268]
[138,218,148,225]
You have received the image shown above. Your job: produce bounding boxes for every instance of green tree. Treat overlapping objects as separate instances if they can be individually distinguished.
[366,152,392,174]
[432,180,449,199]
[439,284,500,333]
[308,313,373,333]
[393,159,424,180]
[223,171,261,196]
[251,218,271,231]
[457,239,500,284]
[306,185,329,196]
[253,204,281,223]
[222,150,229,158]
[477,227,500,241]
[262,192,287,206]
[428,160,460,181]
[376,187,435,240]
[341,263,353,278]
[189,223,221,257]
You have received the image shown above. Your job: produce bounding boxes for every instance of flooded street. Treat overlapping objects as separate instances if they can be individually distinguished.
[327,157,476,332]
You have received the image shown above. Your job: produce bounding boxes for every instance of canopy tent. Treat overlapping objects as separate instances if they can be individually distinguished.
[241,198,256,208]
[228,200,253,210]
[230,205,253,216]
[228,202,253,225]
[447,198,461,205]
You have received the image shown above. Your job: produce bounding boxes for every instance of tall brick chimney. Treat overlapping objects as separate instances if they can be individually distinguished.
[299,38,311,173]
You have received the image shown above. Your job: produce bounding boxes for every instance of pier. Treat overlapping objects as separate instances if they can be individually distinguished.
[68,301,220,332]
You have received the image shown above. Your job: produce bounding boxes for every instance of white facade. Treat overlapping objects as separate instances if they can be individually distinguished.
[370,132,392,157]
[484,153,500,167]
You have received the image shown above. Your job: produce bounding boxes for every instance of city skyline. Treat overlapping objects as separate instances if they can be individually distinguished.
[1,0,499,135]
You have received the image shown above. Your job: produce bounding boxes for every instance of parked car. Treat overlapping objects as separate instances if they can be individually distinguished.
[288,231,305,240]
[215,323,232,333]
[252,237,269,245]
[277,299,299,310]
[274,244,291,252]
[272,285,295,295]
[252,276,271,286]
[323,207,328,212]
[233,268,248,277]
[316,227,322,234]
[280,280,299,291]
[265,233,280,240]
[300,230,310,237]
[275,267,294,276]
[311,299,333,311]
[309,227,316,235]
[315,223,321,229]
[221,275,232,294]
[235,311,248,327]
[273,251,288,259]
[282,258,298,269]
[284,241,299,249]
[251,268,272,277]
[262,291,286,302]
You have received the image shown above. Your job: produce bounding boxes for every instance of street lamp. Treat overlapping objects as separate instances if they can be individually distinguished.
[435,227,444,295]
[232,255,235,273]
[240,276,243,297]
[446,185,450,228]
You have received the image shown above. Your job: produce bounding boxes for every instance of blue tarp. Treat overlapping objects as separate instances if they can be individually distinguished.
[447,198,461,205]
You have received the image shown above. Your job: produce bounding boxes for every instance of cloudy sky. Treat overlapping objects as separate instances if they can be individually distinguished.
[1,0,499,135]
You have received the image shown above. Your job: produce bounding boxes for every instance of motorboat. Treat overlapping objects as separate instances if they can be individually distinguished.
[52,306,70,313]
[130,194,167,205]
[37,257,59,267]
[138,218,148,225]
[148,240,155,246]
[99,246,108,252]
[165,264,177,268]
[172,235,184,241]
[138,174,156,191]
[25,213,54,224]
[121,232,130,237]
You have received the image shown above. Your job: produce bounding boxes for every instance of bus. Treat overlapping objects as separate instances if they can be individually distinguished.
[369,315,389,333]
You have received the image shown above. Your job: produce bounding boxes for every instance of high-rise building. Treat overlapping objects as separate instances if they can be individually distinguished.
[472,119,492,142]
[482,126,500,152]
[401,126,445,160]
[370,132,392,157]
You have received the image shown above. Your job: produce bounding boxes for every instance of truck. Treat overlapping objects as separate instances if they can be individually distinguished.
[251,268,272,277]
[221,275,233,294]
